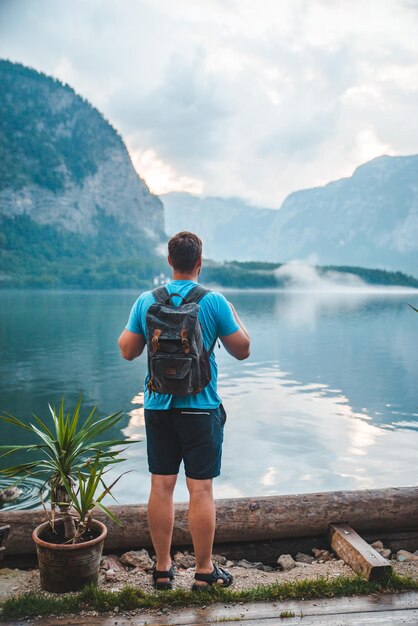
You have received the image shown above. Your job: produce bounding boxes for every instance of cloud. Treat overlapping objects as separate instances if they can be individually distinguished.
[1,0,418,205]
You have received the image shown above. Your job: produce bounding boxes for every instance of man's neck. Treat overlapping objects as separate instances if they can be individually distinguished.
[171,271,199,282]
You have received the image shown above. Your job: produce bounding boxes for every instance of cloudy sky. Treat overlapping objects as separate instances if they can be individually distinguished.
[1,0,418,207]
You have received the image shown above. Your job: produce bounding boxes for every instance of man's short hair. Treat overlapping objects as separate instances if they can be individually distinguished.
[168,232,202,273]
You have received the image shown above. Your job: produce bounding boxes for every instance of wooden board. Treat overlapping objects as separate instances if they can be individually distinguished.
[2,591,418,626]
[330,523,392,580]
[1,486,418,556]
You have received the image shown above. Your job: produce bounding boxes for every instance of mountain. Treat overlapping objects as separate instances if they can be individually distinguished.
[0,60,165,287]
[162,192,275,262]
[267,154,418,276]
[164,155,418,277]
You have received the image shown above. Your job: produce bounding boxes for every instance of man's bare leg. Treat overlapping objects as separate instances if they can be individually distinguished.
[147,474,177,583]
[186,477,226,586]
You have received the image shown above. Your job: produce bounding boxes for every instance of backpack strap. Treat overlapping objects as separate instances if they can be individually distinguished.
[152,286,170,304]
[183,284,218,354]
[184,284,211,304]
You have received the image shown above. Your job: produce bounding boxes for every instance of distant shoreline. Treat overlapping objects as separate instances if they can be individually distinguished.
[1,285,418,295]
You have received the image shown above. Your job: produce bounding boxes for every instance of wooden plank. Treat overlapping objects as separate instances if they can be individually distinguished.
[1,486,418,556]
[329,523,392,580]
[2,592,418,626]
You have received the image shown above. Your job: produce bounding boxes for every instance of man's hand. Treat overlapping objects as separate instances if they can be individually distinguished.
[219,302,250,360]
[118,329,146,360]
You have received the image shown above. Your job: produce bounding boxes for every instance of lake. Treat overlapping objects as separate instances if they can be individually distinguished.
[1,288,417,509]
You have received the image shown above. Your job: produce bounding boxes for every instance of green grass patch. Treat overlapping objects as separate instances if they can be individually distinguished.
[1,573,418,620]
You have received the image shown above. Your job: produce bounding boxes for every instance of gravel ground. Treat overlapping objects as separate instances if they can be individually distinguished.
[1,550,418,602]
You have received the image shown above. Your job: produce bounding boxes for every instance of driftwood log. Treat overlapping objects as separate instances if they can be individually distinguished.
[1,486,418,558]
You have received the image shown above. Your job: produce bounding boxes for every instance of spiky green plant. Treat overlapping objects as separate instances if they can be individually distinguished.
[0,398,138,540]
[55,448,128,543]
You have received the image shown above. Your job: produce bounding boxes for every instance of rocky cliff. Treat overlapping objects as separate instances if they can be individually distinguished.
[0,60,164,241]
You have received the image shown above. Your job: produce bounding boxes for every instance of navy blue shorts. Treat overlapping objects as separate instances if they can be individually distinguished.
[144,404,227,479]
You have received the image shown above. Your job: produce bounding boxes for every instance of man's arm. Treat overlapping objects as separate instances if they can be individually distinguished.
[219,302,250,360]
[118,329,146,361]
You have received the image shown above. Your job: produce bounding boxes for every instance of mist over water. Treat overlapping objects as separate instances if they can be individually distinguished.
[0,289,417,508]
[275,260,418,293]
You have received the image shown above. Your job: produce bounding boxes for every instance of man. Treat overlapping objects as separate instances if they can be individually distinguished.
[118,231,250,590]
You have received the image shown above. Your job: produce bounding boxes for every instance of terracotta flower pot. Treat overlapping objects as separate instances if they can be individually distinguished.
[32,517,107,593]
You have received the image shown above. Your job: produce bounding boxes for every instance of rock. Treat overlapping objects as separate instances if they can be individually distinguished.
[225,560,234,568]
[105,569,116,581]
[237,559,253,569]
[378,548,392,559]
[174,551,196,569]
[295,562,312,567]
[212,554,227,565]
[370,540,384,550]
[100,555,125,572]
[312,548,331,561]
[253,562,264,570]
[277,554,296,571]
[295,552,315,564]
[414,550,418,557]
[120,549,154,571]
[396,550,418,563]
[0,486,22,502]
[262,565,274,572]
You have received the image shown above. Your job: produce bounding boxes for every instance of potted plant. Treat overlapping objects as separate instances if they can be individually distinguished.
[0,398,138,593]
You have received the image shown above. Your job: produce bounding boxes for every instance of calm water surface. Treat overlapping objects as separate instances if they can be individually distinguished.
[0,289,417,508]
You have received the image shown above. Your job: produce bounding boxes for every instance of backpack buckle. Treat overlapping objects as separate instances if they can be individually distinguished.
[152,329,161,352]
[180,329,190,354]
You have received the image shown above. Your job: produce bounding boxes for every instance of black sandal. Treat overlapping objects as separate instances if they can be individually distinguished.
[192,565,233,591]
[152,565,175,590]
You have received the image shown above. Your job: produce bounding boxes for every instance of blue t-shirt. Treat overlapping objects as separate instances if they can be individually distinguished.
[125,280,240,409]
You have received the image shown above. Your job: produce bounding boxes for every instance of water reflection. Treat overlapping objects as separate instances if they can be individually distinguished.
[0,289,417,507]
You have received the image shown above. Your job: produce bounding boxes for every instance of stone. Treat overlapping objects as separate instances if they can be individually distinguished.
[253,562,264,570]
[212,554,227,565]
[100,555,125,572]
[295,552,315,564]
[370,540,384,550]
[295,561,312,567]
[225,560,234,568]
[396,550,418,563]
[312,548,331,561]
[262,565,274,572]
[0,486,22,503]
[414,550,418,557]
[105,569,116,581]
[379,548,392,559]
[120,549,154,571]
[237,559,253,569]
[277,554,296,571]
[174,551,196,569]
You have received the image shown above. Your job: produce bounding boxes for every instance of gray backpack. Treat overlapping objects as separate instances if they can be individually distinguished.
[145,284,217,396]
